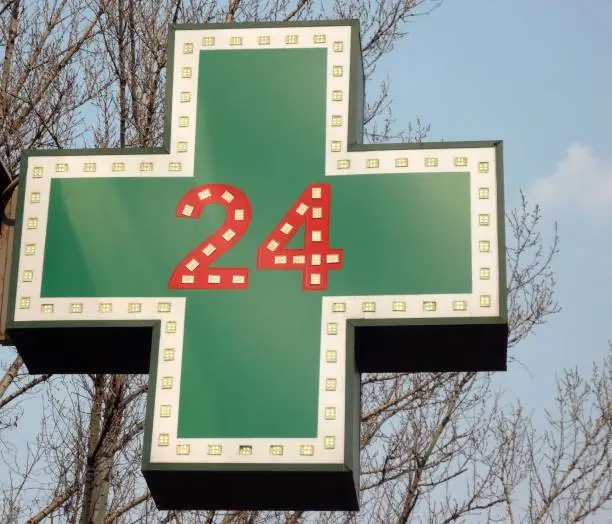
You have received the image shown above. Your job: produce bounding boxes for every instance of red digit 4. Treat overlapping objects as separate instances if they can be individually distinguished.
[169,184,252,289]
[257,183,343,290]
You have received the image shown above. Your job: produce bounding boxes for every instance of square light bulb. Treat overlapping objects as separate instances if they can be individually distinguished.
[324,407,336,420]
[392,301,406,312]
[325,378,337,391]
[203,244,216,256]
[177,444,190,455]
[479,240,491,253]
[332,302,346,312]
[423,301,437,312]
[198,189,212,201]
[222,228,236,241]
[300,445,314,456]
[128,302,142,313]
[186,259,199,271]
[480,295,492,307]
[270,445,283,456]
[452,300,467,311]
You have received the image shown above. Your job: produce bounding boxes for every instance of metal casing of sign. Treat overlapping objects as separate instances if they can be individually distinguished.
[7,20,507,510]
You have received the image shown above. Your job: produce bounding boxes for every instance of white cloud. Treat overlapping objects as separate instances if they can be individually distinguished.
[530,143,612,217]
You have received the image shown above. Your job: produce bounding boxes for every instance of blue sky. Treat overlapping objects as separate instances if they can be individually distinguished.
[371,0,612,415]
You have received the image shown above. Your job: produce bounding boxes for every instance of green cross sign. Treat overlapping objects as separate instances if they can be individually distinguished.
[7,20,507,511]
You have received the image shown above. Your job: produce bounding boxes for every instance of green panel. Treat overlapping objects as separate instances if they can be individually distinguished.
[41,48,472,438]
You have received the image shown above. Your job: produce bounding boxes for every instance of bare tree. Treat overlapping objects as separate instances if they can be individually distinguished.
[524,351,611,523]
[3,1,608,523]
[0,0,108,419]
[506,191,560,350]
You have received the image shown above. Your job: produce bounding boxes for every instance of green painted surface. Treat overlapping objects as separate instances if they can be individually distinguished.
[41,49,471,438]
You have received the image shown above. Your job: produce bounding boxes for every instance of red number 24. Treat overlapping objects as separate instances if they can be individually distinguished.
[169,183,343,291]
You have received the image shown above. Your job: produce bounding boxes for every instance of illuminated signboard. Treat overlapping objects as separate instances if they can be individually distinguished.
[7,20,507,510]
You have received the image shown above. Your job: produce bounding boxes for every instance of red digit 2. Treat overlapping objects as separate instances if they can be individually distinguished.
[168,184,252,289]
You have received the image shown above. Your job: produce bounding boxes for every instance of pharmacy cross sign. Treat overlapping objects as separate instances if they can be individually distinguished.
[7,20,508,511]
